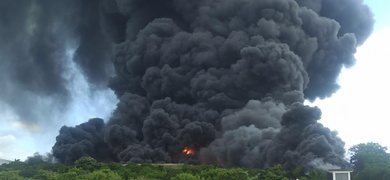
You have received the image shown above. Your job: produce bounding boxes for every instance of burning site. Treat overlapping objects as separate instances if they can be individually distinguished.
[0,0,374,172]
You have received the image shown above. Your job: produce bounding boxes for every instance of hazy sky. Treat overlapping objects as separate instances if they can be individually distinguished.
[0,50,117,160]
[0,68,117,160]
[309,0,390,152]
[0,0,388,161]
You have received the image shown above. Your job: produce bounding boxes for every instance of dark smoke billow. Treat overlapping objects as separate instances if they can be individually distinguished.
[49,0,373,170]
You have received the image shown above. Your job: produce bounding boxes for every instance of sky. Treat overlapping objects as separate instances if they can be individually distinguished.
[309,0,390,152]
[0,0,389,161]
[0,61,117,160]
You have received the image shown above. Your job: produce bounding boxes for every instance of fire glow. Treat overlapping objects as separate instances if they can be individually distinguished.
[182,147,195,155]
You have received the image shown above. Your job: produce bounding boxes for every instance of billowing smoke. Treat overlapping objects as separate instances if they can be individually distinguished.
[50,0,374,170]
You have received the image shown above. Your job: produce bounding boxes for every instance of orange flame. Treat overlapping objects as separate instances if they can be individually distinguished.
[182,147,195,155]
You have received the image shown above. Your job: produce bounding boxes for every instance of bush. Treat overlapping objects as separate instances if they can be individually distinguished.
[19,167,38,178]
[74,157,99,172]
[82,168,122,180]
[0,170,25,180]
[257,165,288,180]
[200,167,249,180]
[138,166,167,179]
[57,167,86,180]
[33,169,58,180]
[163,166,183,180]
[171,173,201,180]
[108,162,137,179]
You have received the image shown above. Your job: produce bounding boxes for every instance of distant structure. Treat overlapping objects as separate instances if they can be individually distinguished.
[329,169,353,180]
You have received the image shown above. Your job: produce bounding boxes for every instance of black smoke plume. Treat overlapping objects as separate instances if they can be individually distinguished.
[50,0,374,170]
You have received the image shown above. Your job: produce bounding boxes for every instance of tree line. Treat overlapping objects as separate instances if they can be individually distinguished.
[0,157,326,180]
[1,142,390,179]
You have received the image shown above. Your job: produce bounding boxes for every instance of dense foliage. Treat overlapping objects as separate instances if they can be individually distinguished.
[349,142,390,180]
[0,156,329,180]
[4,142,390,179]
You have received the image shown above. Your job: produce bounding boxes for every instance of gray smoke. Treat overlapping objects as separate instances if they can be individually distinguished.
[46,0,374,170]
[0,0,114,130]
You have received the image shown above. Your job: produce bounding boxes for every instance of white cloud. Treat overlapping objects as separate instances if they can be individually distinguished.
[309,27,390,150]
[0,135,23,160]
[0,135,16,145]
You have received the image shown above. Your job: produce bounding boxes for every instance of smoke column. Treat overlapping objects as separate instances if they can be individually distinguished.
[42,0,374,170]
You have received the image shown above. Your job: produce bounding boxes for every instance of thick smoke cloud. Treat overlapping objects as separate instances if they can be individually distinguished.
[50,0,373,171]
[0,0,114,128]
[52,118,116,164]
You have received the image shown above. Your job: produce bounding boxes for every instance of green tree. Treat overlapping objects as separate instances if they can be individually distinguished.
[163,166,183,180]
[171,173,201,180]
[257,165,288,180]
[200,168,229,180]
[349,142,388,171]
[200,167,249,180]
[19,167,39,178]
[349,142,390,180]
[82,168,122,180]
[0,170,25,180]
[0,160,26,171]
[57,167,87,180]
[355,165,390,180]
[108,162,137,179]
[227,168,249,180]
[43,163,69,174]
[33,169,58,180]
[289,166,303,179]
[138,166,167,179]
[74,156,99,172]
[298,169,327,180]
